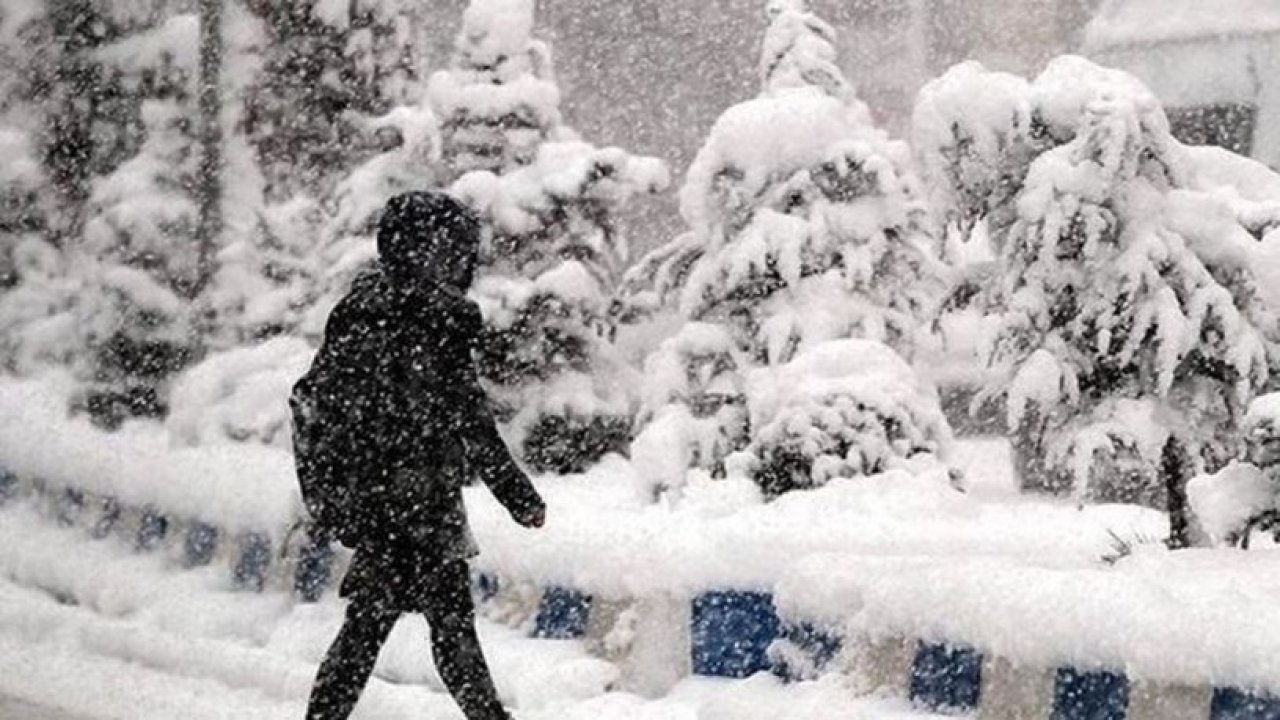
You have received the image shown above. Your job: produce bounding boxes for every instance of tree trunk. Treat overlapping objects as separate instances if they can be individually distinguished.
[195,0,223,298]
[1162,434,1194,549]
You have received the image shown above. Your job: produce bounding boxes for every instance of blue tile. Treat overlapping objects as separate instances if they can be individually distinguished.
[534,587,592,639]
[91,496,120,539]
[183,522,219,568]
[232,532,272,591]
[1212,687,1280,720]
[1052,667,1129,720]
[56,488,85,527]
[136,507,168,551]
[472,571,500,603]
[293,532,333,603]
[910,642,983,713]
[691,591,781,678]
[0,467,16,504]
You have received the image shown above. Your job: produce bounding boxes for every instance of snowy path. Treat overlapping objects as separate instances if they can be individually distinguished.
[0,696,89,720]
[0,509,953,720]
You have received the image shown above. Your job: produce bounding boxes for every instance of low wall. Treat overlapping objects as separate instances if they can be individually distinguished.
[6,464,1280,718]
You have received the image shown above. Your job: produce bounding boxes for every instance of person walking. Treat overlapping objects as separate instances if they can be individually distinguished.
[298,191,546,720]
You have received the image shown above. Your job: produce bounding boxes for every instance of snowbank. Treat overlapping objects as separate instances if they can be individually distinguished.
[0,376,299,536]
[465,459,1164,599]
[167,338,314,450]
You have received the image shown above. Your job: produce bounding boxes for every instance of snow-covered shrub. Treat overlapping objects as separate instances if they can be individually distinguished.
[203,195,327,347]
[1188,393,1280,546]
[0,130,75,373]
[626,2,946,496]
[634,2,942,363]
[630,322,751,496]
[912,61,1039,253]
[166,336,314,449]
[916,57,1275,519]
[0,237,79,373]
[741,339,952,497]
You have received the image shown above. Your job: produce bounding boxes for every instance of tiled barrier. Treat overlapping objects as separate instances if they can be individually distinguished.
[8,464,1280,717]
[3,467,333,603]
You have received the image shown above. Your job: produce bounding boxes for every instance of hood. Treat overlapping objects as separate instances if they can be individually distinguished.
[376,191,480,292]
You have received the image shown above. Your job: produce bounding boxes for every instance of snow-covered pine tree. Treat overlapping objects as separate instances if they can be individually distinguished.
[427,0,570,182]
[461,147,670,474]
[0,126,76,373]
[14,1,132,241]
[435,0,669,475]
[335,0,426,114]
[242,1,353,202]
[73,99,200,427]
[296,103,443,339]
[628,0,949,498]
[213,0,434,346]
[917,58,1275,535]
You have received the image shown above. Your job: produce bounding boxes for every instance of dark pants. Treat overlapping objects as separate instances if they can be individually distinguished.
[305,562,508,720]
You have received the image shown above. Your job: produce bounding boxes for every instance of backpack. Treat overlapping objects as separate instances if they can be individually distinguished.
[289,370,359,541]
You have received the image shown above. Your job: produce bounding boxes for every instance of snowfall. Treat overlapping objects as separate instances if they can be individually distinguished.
[10,0,1280,716]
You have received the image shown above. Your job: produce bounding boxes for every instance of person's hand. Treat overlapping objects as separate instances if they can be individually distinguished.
[517,504,546,529]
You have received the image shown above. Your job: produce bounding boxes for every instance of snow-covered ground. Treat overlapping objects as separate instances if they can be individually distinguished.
[0,505,948,720]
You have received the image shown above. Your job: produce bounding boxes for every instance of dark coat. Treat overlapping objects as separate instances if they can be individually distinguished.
[305,191,543,611]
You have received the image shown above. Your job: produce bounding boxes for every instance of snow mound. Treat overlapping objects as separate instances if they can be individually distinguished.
[167,338,315,450]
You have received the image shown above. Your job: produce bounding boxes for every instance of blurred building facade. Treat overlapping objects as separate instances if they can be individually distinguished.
[1085,0,1280,169]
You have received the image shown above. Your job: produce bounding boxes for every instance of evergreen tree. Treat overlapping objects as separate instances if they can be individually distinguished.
[244,0,428,202]
[427,0,571,182]
[915,58,1276,539]
[0,126,74,373]
[627,0,947,496]
[436,0,669,474]
[73,99,200,427]
[296,103,443,339]
[456,141,668,474]
[242,0,352,202]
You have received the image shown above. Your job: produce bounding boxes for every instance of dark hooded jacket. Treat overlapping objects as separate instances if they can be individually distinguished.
[303,191,543,610]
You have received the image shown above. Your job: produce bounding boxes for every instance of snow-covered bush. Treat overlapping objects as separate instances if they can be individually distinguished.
[1188,393,1280,546]
[244,0,410,201]
[916,57,1276,520]
[166,336,314,449]
[630,322,751,496]
[0,128,74,373]
[741,339,952,497]
[460,142,668,474]
[627,1,946,496]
